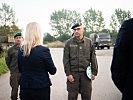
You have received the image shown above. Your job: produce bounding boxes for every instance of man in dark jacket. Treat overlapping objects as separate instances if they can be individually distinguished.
[111,18,133,100]
[63,23,98,100]
[5,32,23,100]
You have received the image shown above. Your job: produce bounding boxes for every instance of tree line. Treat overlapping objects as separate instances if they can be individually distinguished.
[48,8,131,43]
[0,3,132,44]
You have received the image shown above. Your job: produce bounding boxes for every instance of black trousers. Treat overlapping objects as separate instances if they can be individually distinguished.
[20,87,50,100]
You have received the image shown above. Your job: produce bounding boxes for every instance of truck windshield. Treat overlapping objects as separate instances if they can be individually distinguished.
[99,34,110,39]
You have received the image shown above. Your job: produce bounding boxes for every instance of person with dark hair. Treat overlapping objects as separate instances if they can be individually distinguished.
[5,32,23,100]
[111,18,133,100]
[63,23,98,100]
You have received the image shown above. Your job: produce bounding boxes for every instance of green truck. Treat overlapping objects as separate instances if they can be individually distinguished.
[90,33,112,50]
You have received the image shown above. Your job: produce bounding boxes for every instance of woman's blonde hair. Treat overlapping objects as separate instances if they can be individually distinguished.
[23,22,43,56]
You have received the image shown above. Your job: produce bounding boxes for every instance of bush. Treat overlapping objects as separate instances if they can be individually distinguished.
[45,41,65,48]
[57,34,71,42]
[0,57,9,75]
[0,50,7,58]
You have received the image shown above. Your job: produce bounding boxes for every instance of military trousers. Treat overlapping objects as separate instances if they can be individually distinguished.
[10,72,20,100]
[67,71,92,100]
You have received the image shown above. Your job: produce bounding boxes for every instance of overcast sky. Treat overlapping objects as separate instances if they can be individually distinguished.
[0,0,133,35]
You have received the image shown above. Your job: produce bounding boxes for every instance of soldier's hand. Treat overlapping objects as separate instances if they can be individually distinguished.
[92,74,95,80]
[67,75,74,83]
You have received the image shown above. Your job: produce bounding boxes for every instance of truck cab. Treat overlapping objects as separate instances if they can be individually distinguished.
[90,33,112,50]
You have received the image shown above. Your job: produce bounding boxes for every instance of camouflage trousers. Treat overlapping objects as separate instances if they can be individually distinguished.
[10,72,20,100]
[67,71,92,100]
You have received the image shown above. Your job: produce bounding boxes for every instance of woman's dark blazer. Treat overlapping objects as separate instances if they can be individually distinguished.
[18,45,56,88]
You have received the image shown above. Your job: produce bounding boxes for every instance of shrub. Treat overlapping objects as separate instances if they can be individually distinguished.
[0,57,9,75]
[0,50,7,58]
[46,41,65,48]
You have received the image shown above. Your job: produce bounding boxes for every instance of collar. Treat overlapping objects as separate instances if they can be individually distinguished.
[73,36,85,43]
[14,44,21,48]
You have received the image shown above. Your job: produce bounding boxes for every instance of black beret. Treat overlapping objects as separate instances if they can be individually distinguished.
[71,23,82,29]
[14,32,22,38]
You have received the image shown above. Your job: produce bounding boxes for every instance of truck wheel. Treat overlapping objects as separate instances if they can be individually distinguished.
[97,46,99,50]
[101,47,104,49]
[107,46,110,49]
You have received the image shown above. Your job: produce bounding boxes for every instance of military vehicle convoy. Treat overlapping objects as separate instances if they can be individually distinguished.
[90,33,112,50]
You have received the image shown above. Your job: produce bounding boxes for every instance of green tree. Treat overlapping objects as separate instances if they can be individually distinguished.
[110,8,131,32]
[43,33,56,43]
[50,9,81,37]
[83,8,105,33]
[110,15,118,34]
[57,33,70,42]
[0,3,21,36]
[115,8,131,26]
[109,8,131,43]
[100,28,111,34]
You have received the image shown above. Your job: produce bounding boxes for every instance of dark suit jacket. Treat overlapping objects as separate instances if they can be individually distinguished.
[111,18,133,99]
[18,45,56,88]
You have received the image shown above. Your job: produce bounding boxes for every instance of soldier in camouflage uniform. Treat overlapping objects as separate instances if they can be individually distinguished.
[5,32,23,100]
[63,23,98,100]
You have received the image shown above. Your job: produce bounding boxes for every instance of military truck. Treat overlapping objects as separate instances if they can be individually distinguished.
[90,33,112,49]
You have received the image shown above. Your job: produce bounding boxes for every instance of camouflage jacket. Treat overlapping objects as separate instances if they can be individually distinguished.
[63,36,98,76]
[5,44,20,73]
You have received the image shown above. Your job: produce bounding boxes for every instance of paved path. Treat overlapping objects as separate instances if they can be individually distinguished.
[0,48,122,100]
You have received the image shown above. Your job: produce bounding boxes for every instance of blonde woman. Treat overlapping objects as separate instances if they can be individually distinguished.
[18,22,56,100]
